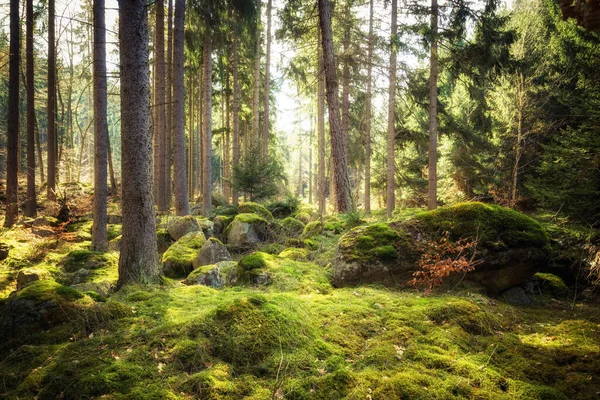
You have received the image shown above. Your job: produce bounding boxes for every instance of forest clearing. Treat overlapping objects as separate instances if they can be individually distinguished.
[0,0,599,398]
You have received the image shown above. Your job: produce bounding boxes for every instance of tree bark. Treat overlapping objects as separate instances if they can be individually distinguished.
[386,0,398,217]
[341,1,350,163]
[47,0,57,201]
[188,72,194,198]
[427,0,438,210]
[252,0,261,150]
[5,0,20,227]
[155,0,168,211]
[117,0,160,286]
[263,0,272,158]
[25,0,36,218]
[165,0,174,208]
[232,34,240,206]
[364,0,373,214]
[172,0,190,215]
[224,70,231,200]
[91,0,108,251]
[318,0,352,213]
[202,35,213,216]
[317,37,325,215]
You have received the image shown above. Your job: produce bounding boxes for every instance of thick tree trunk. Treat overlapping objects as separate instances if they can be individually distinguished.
[224,71,231,200]
[263,0,272,158]
[91,0,108,251]
[341,2,350,163]
[165,0,173,208]
[117,0,160,286]
[47,0,57,201]
[5,0,20,227]
[202,35,213,216]
[156,0,168,211]
[197,67,203,197]
[386,0,397,217]
[188,72,194,198]
[317,38,325,215]
[172,0,190,215]
[427,0,438,210]
[232,34,240,206]
[35,108,44,184]
[318,0,352,213]
[252,0,261,150]
[25,0,36,218]
[364,0,373,214]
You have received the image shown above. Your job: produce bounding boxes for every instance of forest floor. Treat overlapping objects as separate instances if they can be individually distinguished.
[0,185,599,399]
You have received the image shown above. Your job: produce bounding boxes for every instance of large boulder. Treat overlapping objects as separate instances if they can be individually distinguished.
[193,238,232,269]
[280,217,305,238]
[16,268,52,291]
[162,231,206,278]
[213,216,233,236]
[226,213,269,248]
[332,203,550,294]
[237,202,274,221]
[184,261,237,288]
[167,216,201,241]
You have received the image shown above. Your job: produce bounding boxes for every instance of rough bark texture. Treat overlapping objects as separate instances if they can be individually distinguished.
[386,0,398,217]
[224,73,231,200]
[172,0,190,215]
[317,39,325,215]
[47,0,57,201]
[91,0,108,251]
[232,34,240,206]
[263,0,272,158]
[202,35,213,216]
[166,0,174,208]
[341,2,350,162]
[117,0,160,287]
[252,0,261,149]
[427,0,438,210]
[5,0,20,227]
[318,0,352,213]
[156,0,168,211]
[364,0,373,214]
[25,0,36,218]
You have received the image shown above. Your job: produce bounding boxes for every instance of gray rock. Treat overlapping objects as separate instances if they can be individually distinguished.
[162,231,206,278]
[227,215,268,248]
[502,287,534,305]
[71,268,91,285]
[16,268,52,291]
[193,238,231,268]
[167,216,201,241]
[184,262,236,288]
[32,227,55,238]
[197,218,214,238]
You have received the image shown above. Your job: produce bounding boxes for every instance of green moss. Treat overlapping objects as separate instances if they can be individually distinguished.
[280,217,306,238]
[258,243,286,255]
[17,280,84,302]
[61,249,117,273]
[426,298,500,335]
[415,202,550,250]
[531,273,570,298]
[234,212,268,225]
[162,231,206,278]
[238,202,274,221]
[295,212,312,224]
[238,252,269,270]
[302,221,324,238]
[279,247,310,261]
[107,224,122,241]
[338,223,415,263]
[170,338,211,373]
[214,204,238,216]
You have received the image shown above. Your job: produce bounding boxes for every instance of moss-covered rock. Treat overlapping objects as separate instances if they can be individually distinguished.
[302,217,345,239]
[528,273,570,298]
[280,217,305,238]
[294,212,312,224]
[16,268,52,291]
[212,215,233,236]
[184,261,237,288]
[61,250,118,273]
[279,247,310,261]
[238,202,274,221]
[192,238,232,269]
[196,218,215,238]
[226,213,269,248]
[162,231,206,278]
[156,228,174,254]
[167,215,201,241]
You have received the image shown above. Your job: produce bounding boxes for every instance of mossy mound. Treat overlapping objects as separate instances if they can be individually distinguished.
[280,217,305,238]
[528,273,570,298]
[415,202,549,250]
[279,247,311,261]
[60,250,117,273]
[226,213,269,248]
[162,231,206,278]
[302,218,345,239]
[294,212,312,224]
[212,215,233,236]
[228,252,331,293]
[266,198,300,218]
[237,202,274,221]
[213,204,238,217]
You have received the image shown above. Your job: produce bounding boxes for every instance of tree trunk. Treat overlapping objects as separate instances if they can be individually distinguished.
[309,112,313,204]
[165,0,174,208]
[47,0,57,201]
[202,35,213,216]
[318,0,352,213]
[364,0,373,214]
[172,0,190,215]
[427,0,438,210]
[91,0,108,251]
[117,0,160,287]
[107,129,117,192]
[35,108,44,184]
[197,67,203,197]
[5,0,20,227]
[188,72,194,199]
[155,0,168,211]
[263,0,271,158]
[341,1,350,163]
[386,0,397,217]
[317,37,325,215]
[224,71,231,200]
[232,34,240,206]
[512,72,525,207]
[25,0,36,218]
[252,0,261,150]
